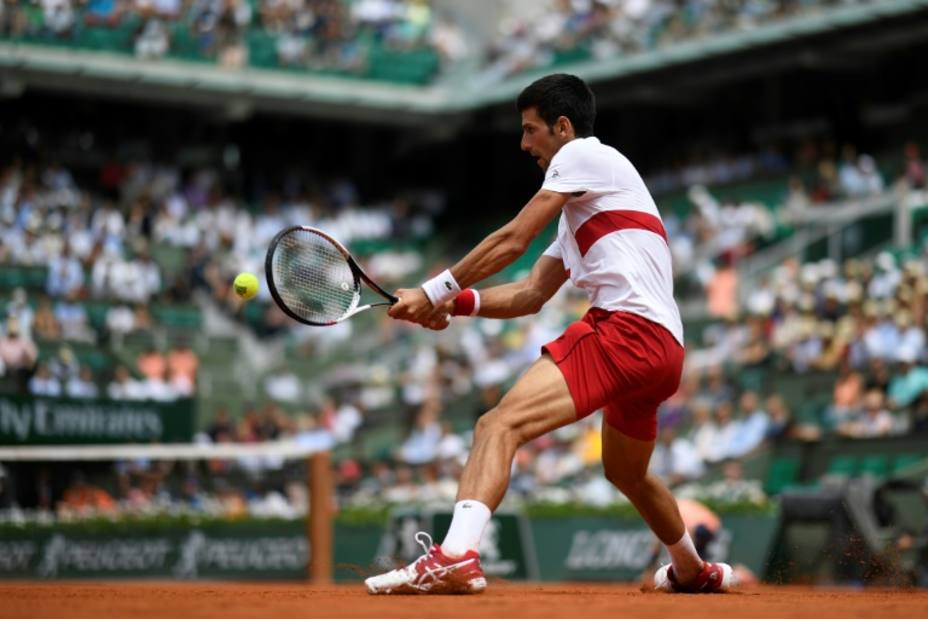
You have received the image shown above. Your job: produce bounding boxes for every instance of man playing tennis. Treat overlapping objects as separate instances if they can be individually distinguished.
[366,74,733,594]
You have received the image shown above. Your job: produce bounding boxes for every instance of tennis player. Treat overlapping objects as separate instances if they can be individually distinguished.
[366,74,733,594]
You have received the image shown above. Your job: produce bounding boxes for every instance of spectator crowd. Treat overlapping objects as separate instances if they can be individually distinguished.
[1,0,883,83]
[0,0,465,76]
[479,0,879,82]
[1,120,927,526]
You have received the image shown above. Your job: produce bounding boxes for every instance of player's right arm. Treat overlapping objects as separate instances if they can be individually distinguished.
[463,253,567,319]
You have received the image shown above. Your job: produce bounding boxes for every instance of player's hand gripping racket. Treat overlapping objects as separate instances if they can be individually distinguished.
[265,226,397,326]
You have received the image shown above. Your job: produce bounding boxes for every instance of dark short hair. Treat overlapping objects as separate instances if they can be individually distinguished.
[516,74,596,137]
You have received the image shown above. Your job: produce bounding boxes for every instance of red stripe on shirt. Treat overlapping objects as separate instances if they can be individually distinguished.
[574,210,668,257]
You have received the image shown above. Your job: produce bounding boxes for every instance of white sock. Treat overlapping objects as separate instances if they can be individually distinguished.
[666,530,704,581]
[441,500,492,559]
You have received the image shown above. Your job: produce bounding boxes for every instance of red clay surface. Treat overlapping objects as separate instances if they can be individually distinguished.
[1,583,926,619]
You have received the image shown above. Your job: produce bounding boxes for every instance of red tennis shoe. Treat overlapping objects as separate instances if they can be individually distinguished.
[654,561,735,593]
[365,532,487,594]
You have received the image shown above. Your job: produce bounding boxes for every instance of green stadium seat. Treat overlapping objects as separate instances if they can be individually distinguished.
[152,304,203,330]
[765,456,801,495]
[827,455,859,477]
[858,455,890,478]
[735,366,768,392]
[892,454,923,475]
[85,302,110,331]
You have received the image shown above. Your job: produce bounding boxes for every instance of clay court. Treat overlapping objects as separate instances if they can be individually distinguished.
[2,583,926,619]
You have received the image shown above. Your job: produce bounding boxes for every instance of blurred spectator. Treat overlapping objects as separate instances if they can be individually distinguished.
[902,142,926,190]
[650,426,704,486]
[398,398,442,465]
[54,291,95,342]
[41,0,76,37]
[46,243,83,297]
[206,408,235,442]
[58,472,117,515]
[107,365,147,400]
[135,18,170,60]
[167,342,199,395]
[712,400,738,463]
[49,346,80,383]
[28,362,61,397]
[140,366,177,401]
[838,389,895,439]
[32,297,62,341]
[706,257,738,319]
[264,368,301,402]
[828,362,865,428]
[136,303,155,328]
[436,421,466,461]
[84,0,124,27]
[688,401,719,463]
[331,400,363,444]
[764,394,792,441]
[887,347,928,409]
[137,346,167,381]
[6,288,34,340]
[66,366,100,399]
[727,391,770,458]
[105,304,135,336]
[0,317,38,393]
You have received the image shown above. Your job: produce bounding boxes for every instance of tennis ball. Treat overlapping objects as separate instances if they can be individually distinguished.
[233,272,259,300]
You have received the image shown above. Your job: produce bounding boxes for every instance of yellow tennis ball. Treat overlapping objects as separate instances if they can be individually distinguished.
[233,272,259,300]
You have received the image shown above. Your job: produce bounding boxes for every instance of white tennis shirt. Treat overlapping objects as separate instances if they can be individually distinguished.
[541,136,684,345]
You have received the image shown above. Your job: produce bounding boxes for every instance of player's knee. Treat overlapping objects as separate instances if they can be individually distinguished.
[474,407,522,447]
[604,465,647,496]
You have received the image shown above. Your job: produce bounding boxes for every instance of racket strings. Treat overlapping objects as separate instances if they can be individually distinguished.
[271,229,359,324]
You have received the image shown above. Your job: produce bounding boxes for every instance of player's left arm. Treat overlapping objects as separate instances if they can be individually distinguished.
[389,189,568,323]
[445,189,568,288]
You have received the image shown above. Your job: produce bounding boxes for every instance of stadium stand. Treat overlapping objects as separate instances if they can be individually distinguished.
[0,0,899,88]
[0,0,450,83]
[2,123,927,522]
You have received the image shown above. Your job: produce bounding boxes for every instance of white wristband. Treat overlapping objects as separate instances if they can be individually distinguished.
[421,269,462,307]
[471,289,481,316]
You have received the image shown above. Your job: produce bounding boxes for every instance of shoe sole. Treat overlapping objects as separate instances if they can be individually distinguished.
[654,563,734,593]
[365,577,487,595]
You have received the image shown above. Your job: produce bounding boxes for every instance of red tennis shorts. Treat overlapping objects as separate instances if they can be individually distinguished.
[542,308,684,441]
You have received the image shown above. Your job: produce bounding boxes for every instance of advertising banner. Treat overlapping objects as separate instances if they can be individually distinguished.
[0,395,195,445]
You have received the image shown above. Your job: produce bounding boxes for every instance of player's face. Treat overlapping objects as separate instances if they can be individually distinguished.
[520,107,568,171]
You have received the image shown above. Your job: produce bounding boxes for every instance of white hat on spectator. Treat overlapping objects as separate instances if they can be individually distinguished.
[818,259,838,279]
[800,264,819,287]
[823,280,843,301]
[876,251,896,272]
[896,345,919,364]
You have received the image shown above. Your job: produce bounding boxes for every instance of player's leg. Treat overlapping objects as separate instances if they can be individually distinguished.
[600,421,701,578]
[439,355,576,557]
[456,354,576,508]
[365,355,577,594]
[601,419,734,592]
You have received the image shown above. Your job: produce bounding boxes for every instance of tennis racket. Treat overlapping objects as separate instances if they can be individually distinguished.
[265,226,398,326]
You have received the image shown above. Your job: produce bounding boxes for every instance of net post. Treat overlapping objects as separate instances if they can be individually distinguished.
[308,450,333,583]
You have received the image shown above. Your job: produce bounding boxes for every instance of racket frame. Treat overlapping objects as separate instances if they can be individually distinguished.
[265,225,398,326]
